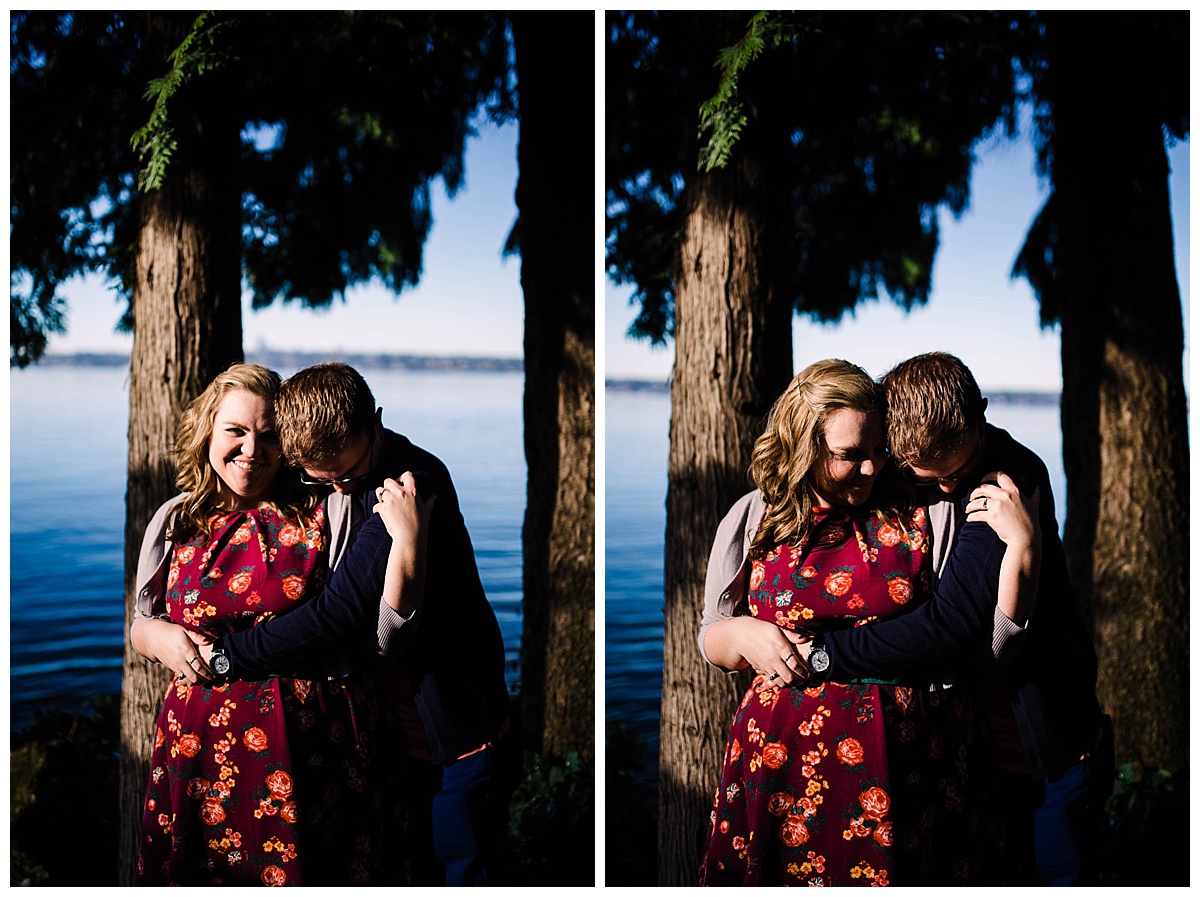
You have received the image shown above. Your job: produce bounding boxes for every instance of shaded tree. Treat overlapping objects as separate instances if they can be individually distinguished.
[510,12,596,763]
[1013,11,1189,772]
[607,10,1022,883]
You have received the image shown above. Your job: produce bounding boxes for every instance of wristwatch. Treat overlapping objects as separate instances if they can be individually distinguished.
[209,642,231,677]
[808,635,830,676]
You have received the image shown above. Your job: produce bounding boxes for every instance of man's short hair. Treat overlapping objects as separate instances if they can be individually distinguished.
[276,362,376,467]
[882,352,986,467]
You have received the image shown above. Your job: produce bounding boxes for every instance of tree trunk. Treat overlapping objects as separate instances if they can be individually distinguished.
[118,11,244,884]
[1047,15,1189,773]
[511,12,596,763]
[657,157,793,885]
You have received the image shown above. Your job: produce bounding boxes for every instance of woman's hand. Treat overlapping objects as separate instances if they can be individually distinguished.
[372,472,436,544]
[134,619,215,684]
[966,471,1042,625]
[966,471,1041,550]
[703,617,813,686]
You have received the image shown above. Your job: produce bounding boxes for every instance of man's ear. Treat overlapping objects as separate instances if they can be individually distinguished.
[374,407,384,430]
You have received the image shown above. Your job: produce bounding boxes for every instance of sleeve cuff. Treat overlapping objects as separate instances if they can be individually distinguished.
[376,598,420,658]
[992,604,1029,665]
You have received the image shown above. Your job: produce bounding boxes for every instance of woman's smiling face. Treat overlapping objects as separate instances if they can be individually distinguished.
[207,388,283,509]
[811,407,888,508]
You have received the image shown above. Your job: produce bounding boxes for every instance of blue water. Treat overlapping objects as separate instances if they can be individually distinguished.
[9,365,526,732]
[603,387,1068,759]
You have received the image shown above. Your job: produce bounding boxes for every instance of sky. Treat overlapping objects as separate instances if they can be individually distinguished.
[47,121,526,360]
[606,131,1192,393]
[37,104,1193,397]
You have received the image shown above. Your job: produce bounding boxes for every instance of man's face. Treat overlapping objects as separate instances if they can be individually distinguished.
[300,430,376,494]
[902,427,983,494]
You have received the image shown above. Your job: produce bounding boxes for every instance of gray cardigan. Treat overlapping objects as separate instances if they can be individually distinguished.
[698,490,1024,677]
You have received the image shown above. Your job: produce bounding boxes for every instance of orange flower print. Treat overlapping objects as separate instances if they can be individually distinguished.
[845,817,871,840]
[167,565,179,590]
[825,569,853,597]
[177,546,196,565]
[887,576,913,605]
[281,801,298,825]
[779,813,810,847]
[750,561,765,591]
[229,523,252,545]
[762,741,788,769]
[186,777,211,799]
[859,786,890,822]
[877,523,902,547]
[719,819,730,833]
[768,791,796,816]
[265,769,294,801]
[836,737,864,766]
[261,865,287,887]
[911,506,926,527]
[199,796,226,826]
[281,575,306,602]
[799,565,818,580]
[278,523,302,547]
[732,835,746,851]
[874,821,893,847]
[244,727,269,753]
[729,738,743,763]
[178,733,202,758]
[228,569,254,595]
[910,529,926,553]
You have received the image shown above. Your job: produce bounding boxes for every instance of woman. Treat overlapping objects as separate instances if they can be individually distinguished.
[697,359,1037,886]
[130,364,420,886]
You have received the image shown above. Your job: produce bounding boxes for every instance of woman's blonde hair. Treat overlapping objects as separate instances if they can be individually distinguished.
[748,358,912,559]
[168,363,318,540]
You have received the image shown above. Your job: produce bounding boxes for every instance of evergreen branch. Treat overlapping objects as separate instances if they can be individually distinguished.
[697,11,774,172]
[131,12,237,191]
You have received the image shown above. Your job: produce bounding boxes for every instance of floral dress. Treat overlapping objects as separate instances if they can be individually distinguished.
[700,507,978,886]
[136,506,385,886]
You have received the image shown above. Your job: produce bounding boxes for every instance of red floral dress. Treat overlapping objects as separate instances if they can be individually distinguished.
[700,507,978,886]
[136,506,386,886]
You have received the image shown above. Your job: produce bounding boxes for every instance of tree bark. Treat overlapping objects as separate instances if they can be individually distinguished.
[511,12,596,762]
[1047,15,1189,773]
[118,11,244,884]
[657,156,793,885]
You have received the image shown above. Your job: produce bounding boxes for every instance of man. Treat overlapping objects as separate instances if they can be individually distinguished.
[203,362,513,886]
[799,352,1110,885]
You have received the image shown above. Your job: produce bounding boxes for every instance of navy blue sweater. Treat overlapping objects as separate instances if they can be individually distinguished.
[824,424,1102,780]
[221,430,510,765]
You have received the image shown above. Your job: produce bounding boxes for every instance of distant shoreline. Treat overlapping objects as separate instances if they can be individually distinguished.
[32,350,524,373]
[606,378,1061,406]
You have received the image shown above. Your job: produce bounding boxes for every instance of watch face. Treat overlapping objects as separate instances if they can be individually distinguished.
[810,648,830,673]
[211,653,231,676]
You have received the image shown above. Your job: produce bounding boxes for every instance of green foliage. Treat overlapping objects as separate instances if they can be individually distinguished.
[10,696,121,886]
[607,11,1025,343]
[130,12,237,191]
[11,11,513,366]
[505,750,594,885]
[1099,763,1188,886]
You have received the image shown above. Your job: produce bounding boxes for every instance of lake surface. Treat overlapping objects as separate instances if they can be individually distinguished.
[603,387,1068,760]
[9,364,526,732]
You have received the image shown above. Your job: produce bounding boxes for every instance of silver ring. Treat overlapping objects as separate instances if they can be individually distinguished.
[783,654,796,666]
[768,672,780,681]
[188,655,200,666]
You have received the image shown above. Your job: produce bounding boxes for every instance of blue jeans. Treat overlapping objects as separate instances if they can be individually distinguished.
[996,720,1113,885]
[403,735,519,886]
